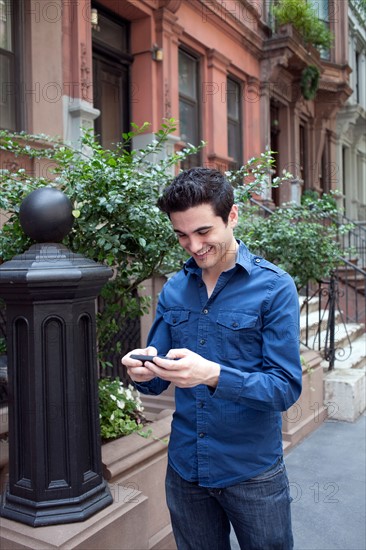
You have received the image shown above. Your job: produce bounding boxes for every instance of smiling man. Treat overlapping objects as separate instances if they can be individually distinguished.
[122,167,302,550]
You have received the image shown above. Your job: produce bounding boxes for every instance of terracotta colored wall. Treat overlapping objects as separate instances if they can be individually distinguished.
[117,0,263,166]
[25,0,64,135]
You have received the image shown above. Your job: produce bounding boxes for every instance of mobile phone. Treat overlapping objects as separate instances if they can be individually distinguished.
[130,354,176,363]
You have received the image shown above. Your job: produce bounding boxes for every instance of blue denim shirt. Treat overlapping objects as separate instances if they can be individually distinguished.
[136,241,302,488]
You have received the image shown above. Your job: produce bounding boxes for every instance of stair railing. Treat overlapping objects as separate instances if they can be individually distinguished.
[300,268,364,371]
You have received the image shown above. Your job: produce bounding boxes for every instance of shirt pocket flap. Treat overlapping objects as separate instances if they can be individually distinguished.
[217,312,258,330]
[163,309,190,326]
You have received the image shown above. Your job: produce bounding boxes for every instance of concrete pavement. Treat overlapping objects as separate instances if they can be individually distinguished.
[230,413,366,550]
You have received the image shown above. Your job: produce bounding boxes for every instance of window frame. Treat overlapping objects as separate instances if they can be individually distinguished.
[0,0,24,131]
[178,47,201,169]
[226,75,243,170]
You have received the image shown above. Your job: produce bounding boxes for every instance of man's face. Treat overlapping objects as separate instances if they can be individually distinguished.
[170,203,238,275]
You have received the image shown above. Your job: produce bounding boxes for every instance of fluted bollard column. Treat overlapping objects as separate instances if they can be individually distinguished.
[0,187,113,526]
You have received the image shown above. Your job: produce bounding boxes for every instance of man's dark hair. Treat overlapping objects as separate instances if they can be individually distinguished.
[157,167,234,223]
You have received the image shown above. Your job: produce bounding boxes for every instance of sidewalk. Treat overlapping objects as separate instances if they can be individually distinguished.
[230,413,366,550]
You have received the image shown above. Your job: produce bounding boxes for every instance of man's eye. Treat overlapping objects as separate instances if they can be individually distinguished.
[198,230,209,235]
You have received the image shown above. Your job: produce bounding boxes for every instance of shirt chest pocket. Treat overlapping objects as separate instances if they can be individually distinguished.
[216,312,260,360]
[163,309,190,348]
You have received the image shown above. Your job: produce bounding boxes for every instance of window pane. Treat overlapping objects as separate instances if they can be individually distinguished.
[0,0,12,51]
[228,121,241,164]
[179,100,196,144]
[179,50,197,100]
[308,0,329,22]
[227,78,240,120]
[227,77,242,166]
[0,53,15,129]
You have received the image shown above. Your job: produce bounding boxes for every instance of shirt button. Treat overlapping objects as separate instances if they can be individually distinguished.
[199,433,205,438]
[255,258,261,263]
[203,309,209,314]
[199,339,206,345]
[198,402,205,408]
[232,322,239,328]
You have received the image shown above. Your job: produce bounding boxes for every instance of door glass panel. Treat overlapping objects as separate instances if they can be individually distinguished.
[100,68,122,147]
[93,12,128,53]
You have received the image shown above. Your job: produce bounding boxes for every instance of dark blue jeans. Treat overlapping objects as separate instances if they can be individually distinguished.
[165,458,293,550]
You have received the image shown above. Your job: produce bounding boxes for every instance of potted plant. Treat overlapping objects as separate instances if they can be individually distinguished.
[271,0,334,100]
[272,0,334,51]
[97,375,174,549]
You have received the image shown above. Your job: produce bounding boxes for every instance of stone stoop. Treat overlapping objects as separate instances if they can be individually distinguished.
[300,296,366,423]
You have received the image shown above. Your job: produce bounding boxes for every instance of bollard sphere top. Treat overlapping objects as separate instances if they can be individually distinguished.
[19,187,74,243]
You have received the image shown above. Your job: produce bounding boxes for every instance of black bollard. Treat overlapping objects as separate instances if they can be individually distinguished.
[0,187,113,526]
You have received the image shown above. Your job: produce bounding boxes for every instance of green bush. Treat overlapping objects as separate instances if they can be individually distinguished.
[0,124,287,367]
[0,120,200,366]
[236,193,351,290]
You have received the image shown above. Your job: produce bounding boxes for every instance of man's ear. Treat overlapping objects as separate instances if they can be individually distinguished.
[228,204,239,228]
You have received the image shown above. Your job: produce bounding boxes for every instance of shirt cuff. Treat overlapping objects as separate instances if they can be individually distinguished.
[211,365,244,401]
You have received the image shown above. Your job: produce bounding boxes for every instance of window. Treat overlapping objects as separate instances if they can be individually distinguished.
[320,131,331,193]
[270,101,280,205]
[299,123,307,186]
[355,51,360,104]
[0,0,22,130]
[308,0,331,60]
[227,77,242,169]
[178,48,200,169]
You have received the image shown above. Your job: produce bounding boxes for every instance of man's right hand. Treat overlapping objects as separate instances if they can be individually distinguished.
[121,347,158,383]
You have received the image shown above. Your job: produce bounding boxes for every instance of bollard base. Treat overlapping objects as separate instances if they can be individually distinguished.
[0,484,149,550]
[0,480,113,527]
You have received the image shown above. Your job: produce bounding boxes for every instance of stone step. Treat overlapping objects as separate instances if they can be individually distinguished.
[299,309,342,342]
[304,322,364,354]
[320,333,366,371]
[299,295,319,316]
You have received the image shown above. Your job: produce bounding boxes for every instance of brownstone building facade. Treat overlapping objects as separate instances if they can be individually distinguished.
[1,0,353,205]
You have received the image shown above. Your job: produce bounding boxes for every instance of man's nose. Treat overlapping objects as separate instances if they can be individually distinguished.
[188,236,204,253]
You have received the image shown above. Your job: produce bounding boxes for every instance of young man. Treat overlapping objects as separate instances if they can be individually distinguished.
[122,168,302,550]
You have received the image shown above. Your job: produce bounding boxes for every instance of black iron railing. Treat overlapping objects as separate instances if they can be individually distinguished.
[336,215,366,268]
[300,260,365,370]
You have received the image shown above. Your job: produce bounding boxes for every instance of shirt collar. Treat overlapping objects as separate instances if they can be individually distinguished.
[184,240,253,276]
